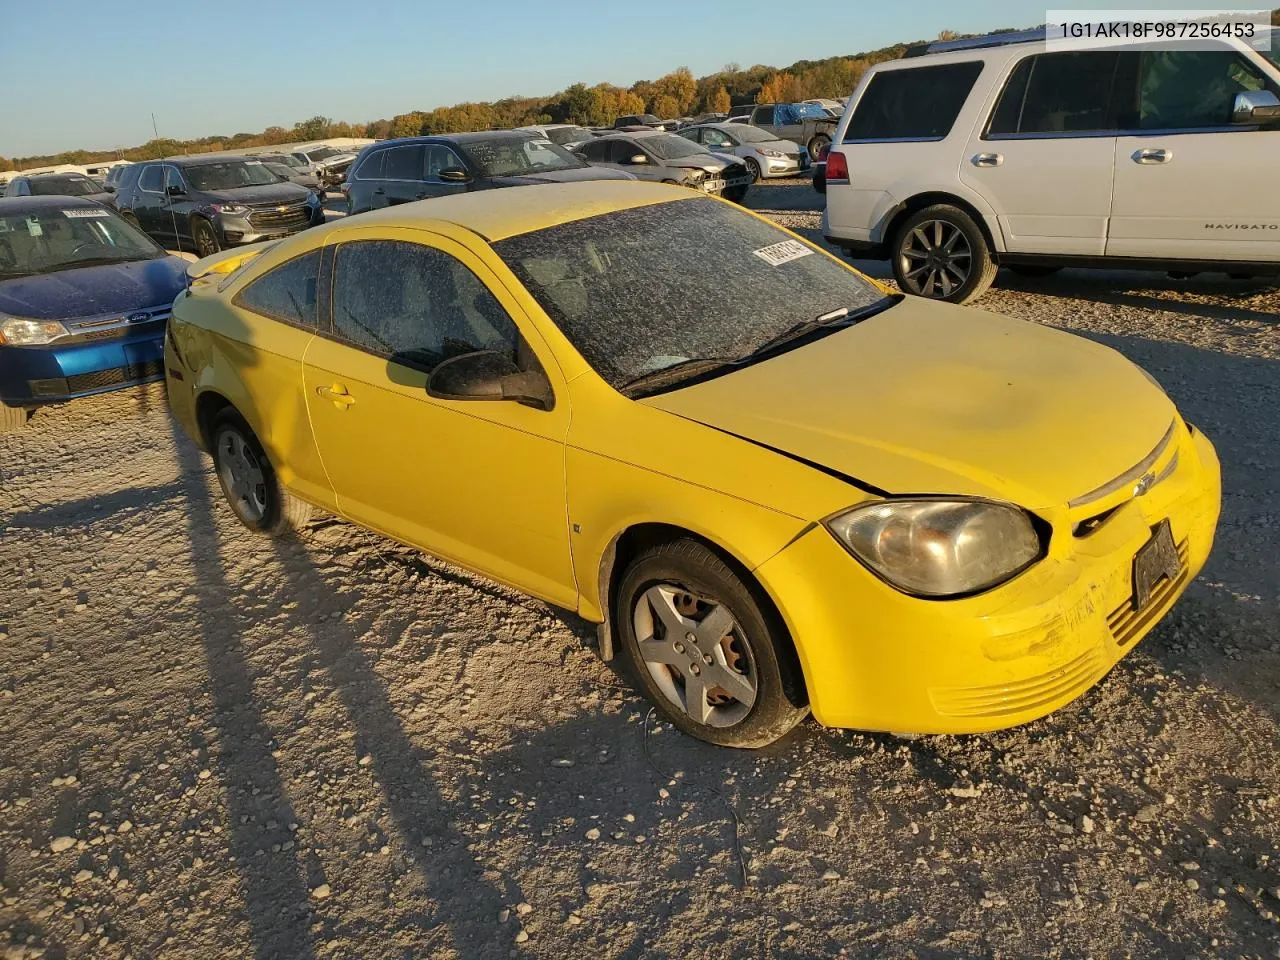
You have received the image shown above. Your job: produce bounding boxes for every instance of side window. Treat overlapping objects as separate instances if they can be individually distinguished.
[1137,48,1273,129]
[425,144,464,178]
[987,52,1121,135]
[164,166,185,191]
[383,144,426,181]
[847,61,984,140]
[355,149,385,181]
[138,166,164,192]
[580,140,609,162]
[609,140,640,163]
[755,106,776,125]
[330,240,523,373]
[234,250,322,327]
[704,129,731,147]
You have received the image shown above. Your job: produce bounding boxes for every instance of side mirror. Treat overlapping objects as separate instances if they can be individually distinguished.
[104,185,116,193]
[627,154,648,165]
[1232,89,1280,124]
[427,350,554,410]
[166,184,186,197]
[438,167,472,183]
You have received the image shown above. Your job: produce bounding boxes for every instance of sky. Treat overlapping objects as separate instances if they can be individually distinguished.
[0,0,1220,158]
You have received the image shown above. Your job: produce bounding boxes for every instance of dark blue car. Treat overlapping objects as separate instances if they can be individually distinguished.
[0,196,189,432]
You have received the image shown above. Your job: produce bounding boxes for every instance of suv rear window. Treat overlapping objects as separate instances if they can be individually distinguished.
[987,52,1122,135]
[846,61,983,141]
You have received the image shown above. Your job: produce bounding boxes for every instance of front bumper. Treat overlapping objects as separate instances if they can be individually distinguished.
[216,204,324,247]
[761,153,809,177]
[755,425,1222,734]
[0,324,167,407]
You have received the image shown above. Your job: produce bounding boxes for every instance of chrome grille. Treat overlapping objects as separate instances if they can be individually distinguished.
[247,202,311,231]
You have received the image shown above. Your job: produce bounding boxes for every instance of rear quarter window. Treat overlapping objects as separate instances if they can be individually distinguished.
[233,250,322,328]
[846,61,984,141]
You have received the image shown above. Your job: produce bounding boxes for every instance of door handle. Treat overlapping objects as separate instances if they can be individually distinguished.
[972,152,1003,167]
[316,383,356,408]
[1132,148,1172,164]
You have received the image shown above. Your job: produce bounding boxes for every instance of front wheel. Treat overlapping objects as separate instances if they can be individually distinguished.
[191,217,221,259]
[209,408,311,536]
[807,133,831,159]
[615,539,808,748]
[743,157,762,183]
[891,204,996,304]
[0,402,29,434]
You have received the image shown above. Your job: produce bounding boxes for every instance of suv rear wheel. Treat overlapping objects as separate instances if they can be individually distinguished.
[891,204,996,304]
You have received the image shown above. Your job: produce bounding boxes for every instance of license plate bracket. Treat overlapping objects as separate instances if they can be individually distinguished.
[1130,519,1180,612]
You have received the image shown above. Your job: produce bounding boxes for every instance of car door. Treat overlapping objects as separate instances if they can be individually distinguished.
[418,144,470,200]
[752,105,777,137]
[132,165,167,241]
[160,165,195,249]
[1108,46,1280,260]
[960,51,1122,256]
[301,228,578,607]
[224,247,337,511]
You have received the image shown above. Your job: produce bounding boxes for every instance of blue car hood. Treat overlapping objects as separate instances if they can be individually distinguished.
[0,256,188,320]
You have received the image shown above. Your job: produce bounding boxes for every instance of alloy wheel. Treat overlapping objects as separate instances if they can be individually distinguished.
[215,427,268,524]
[194,221,220,258]
[898,219,972,298]
[632,584,758,728]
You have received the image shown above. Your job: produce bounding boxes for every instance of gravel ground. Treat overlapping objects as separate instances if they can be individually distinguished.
[2,181,1279,960]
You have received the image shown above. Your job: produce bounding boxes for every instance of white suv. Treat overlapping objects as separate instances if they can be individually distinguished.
[823,29,1280,302]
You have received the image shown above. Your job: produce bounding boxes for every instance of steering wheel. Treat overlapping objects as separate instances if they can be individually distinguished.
[0,237,14,269]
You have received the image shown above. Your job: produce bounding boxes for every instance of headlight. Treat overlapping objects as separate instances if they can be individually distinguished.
[825,499,1043,597]
[0,316,70,345]
[211,203,249,216]
[684,169,705,182]
[700,166,720,174]
[760,148,786,158]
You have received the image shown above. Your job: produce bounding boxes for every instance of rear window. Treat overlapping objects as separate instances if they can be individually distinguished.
[846,61,983,140]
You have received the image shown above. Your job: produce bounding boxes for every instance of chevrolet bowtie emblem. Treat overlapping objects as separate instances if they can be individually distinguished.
[277,205,288,212]
[1132,472,1156,497]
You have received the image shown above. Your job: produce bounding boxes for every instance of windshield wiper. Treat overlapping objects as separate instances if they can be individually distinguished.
[744,298,898,360]
[620,356,739,396]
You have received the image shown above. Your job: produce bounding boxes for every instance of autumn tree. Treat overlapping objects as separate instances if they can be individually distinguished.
[710,85,731,113]
[651,94,680,119]
[654,67,697,114]
[391,112,427,138]
[0,157,11,171]
[293,115,332,140]
[757,72,802,103]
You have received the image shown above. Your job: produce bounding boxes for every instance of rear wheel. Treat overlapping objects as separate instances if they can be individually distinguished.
[807,133,831,159]
[615,539,808,748]
[209,408,311,536]
[191,217,221,259]
[891,204,996,304]
[0,403,29,434]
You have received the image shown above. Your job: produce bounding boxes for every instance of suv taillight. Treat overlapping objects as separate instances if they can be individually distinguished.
[825,149,848,182]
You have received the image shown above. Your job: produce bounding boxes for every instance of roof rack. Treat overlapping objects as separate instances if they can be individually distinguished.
[904,27,1046,58]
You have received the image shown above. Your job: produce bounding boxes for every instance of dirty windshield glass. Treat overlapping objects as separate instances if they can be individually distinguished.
[185,161,281,190]
[0,207,164,278]
[28,177,101,196]
[493,198,889,391]
[459,138,587,177]
[642,135,707,160]
[544,126,594,145]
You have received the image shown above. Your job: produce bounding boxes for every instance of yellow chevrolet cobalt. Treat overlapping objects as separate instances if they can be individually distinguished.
[165,181,1220,748]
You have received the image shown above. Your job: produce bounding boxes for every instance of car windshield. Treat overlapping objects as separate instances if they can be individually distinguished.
[30,177,101,197]
[457,137,586,177]
[641,134,706,160]
[494,198,890,392]
[729,125,780,143]
[544,126,594,145]
[0,206,164,278]
[185,160,281,191]
[306,147,344,161]
[1263,31,1279,69]
[278,155,307,169]
[262,162,295,180]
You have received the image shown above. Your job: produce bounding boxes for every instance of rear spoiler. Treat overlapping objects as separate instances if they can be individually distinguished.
[186,240,280,284]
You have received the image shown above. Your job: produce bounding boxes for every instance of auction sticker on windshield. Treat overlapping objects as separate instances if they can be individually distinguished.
[62,209,111,218]
[753,239,814,267]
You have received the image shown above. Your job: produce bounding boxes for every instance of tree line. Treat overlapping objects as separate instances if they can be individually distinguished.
[7,10,1277,171]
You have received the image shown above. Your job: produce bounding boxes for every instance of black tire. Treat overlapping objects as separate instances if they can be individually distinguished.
[614,538,808,748]
[191,217,221,259]
[722,185,749,204]
[209,408,311,536]
[807,133,831,159]
[1007,264,1062,277]
[0,402,29,434]
[891,203,996,304]
[743,157,762,183]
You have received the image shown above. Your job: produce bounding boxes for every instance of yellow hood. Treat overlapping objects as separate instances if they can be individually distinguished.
[644,298,1175,509]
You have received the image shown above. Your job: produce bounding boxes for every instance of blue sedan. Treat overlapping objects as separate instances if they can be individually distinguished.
[0,196,189,432]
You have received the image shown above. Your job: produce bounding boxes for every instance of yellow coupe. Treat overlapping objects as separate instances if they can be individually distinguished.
[165,181,1221,747]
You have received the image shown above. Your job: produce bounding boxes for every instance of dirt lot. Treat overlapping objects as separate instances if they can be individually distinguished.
[2,181,1279,960]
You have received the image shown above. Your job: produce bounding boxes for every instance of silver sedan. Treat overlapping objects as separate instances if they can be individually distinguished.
[678,123,809,182]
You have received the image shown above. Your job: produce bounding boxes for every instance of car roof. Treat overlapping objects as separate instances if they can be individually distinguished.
[595,129,667,140]
[160,155,258,166]
[25,172,94,180]
[322,180,700,242]
[375,131,541,147]
[0,195,108,213]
